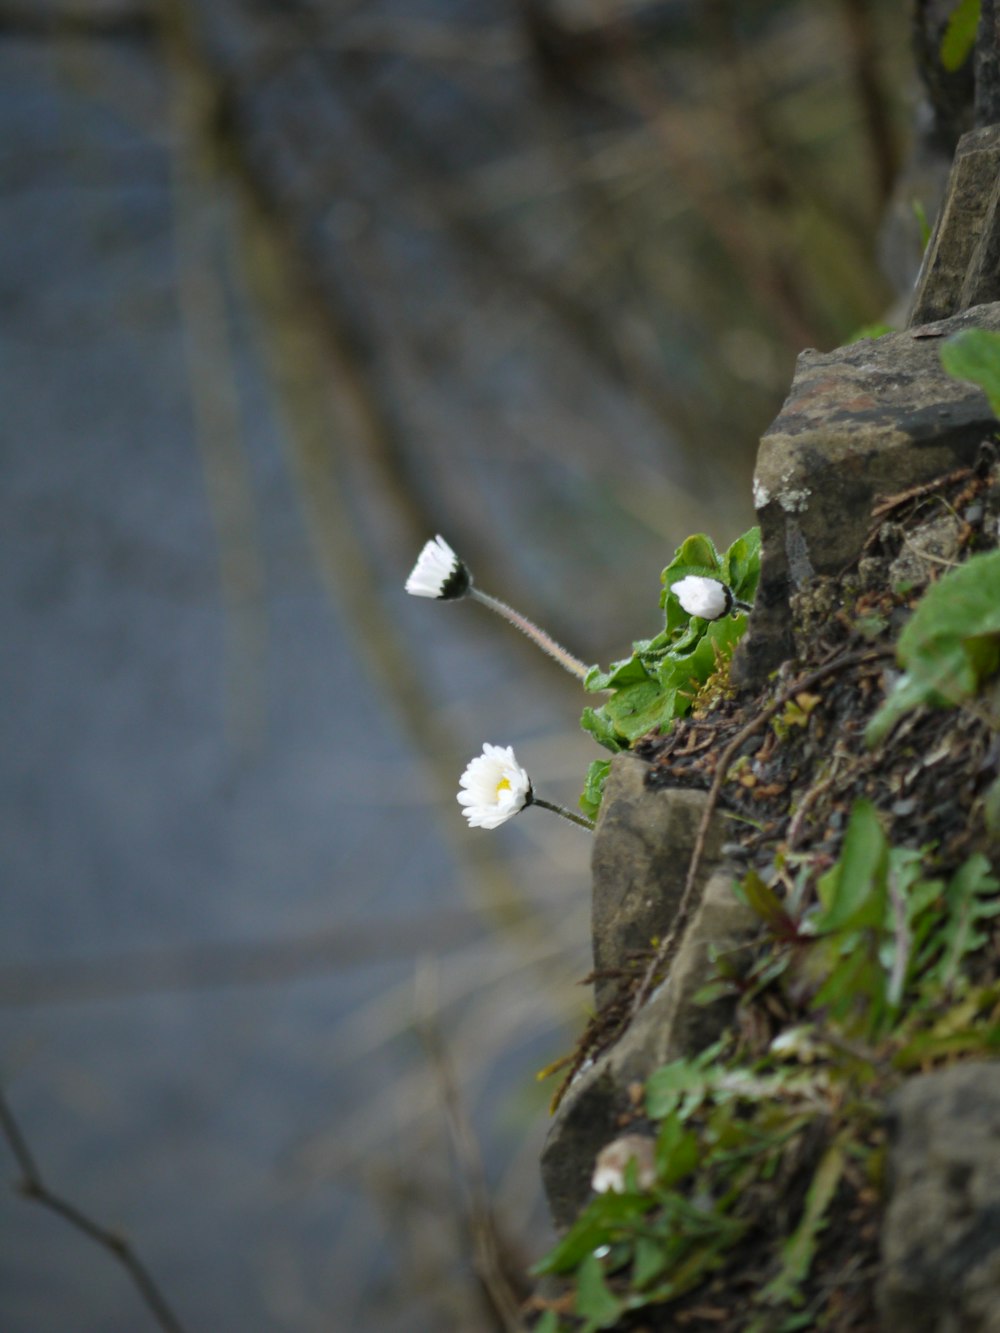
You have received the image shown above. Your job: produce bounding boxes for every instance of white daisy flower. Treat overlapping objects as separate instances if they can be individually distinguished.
[457,743,532,829]
[671,574,734,621]
[591,1134,657,1194]
[405,534,470,600]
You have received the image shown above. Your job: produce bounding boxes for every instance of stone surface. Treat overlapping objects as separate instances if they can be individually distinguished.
[911,126,1000,325]
[541,868,757,1227]
[734,301,1000,686]
[880,1061,1000,1333]
[591,755,724,1011]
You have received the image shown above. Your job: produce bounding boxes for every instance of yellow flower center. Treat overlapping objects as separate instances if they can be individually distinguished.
[495,777,511,797]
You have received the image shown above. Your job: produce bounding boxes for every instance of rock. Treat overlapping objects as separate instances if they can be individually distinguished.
[880,1061,1000,1333]
[733,302,1000,686]
[541,867,757,1228]
[910,126,1000,326]
[590,755,724,1011]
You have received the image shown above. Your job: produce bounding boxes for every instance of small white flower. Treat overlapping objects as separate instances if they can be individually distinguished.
[671,574,733,621]
[405,535,469,600]
[457,743,532,829]
[591,1134,657,1194]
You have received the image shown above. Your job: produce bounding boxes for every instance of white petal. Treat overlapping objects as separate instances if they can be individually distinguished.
[405,535,465,598]
[671,574,731,620]
[457,743,531,829]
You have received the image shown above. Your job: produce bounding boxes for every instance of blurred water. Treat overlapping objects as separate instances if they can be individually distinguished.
[0,7,765,1331]
[0,22,595,1333]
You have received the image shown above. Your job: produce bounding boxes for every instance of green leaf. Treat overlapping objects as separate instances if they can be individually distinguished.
[580,705,625,753]
[941,327,1000,418]
[631,1235,669,1289]
[845,321,895,344]
[813,801,887,932]
[580,759,612,820]
[655,1115,700,1187]
[722,526,762,603]
[937,855,1000,989]
[646,1060,709,1121]
[575,1253,624,1328]
[534,1312,560,1333]
[604,680,678,742]
[866,550,1000,744]
[741,868,794,933]
[762,1137,846,1306]
[532,1192,651,1275]
[585,655,651,693]
[940,0,980,73]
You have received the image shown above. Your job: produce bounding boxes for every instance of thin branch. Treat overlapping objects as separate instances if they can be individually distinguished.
[0,1086,188,1333]
[630,647,893,1017]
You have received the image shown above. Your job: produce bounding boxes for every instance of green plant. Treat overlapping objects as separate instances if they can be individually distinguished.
[578,528,760,817]
[531,798,1000,1330]
[940,0,980,73]
[864,549,1000,745]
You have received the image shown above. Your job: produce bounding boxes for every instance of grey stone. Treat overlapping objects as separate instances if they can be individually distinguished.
[910,126,1000,326]
[591,755,724,1011]
[733,302,1000,686]
[541,868,757,1227]
[880,1062,1000,1333]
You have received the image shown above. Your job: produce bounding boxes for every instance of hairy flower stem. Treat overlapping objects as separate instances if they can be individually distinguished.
[469,587,589,681]
[530,795,595,831]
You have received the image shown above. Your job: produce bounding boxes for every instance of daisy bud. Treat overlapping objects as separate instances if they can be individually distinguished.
[405,535,470,600]
[671,574,734,621]
[591,1134,657,1194]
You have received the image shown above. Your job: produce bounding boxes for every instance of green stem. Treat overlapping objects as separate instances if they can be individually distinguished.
[530,795,595,831]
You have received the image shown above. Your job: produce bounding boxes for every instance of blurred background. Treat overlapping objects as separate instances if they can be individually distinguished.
[0,1,922,1329]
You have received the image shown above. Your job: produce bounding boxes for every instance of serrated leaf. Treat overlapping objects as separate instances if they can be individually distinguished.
[937,854,1000,989]
[762,1137,846,1306]
[580,758,612,820]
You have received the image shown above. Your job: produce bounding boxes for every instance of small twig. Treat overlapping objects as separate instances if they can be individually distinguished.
[0,1086,188,1333]
[630,647,893,1018]
[865,466,974,540]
